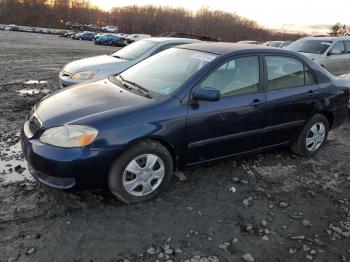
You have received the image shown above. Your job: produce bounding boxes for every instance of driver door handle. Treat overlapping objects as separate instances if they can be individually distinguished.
[250,99,264,106]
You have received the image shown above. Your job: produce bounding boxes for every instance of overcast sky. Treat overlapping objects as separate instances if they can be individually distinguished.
[90,0,349,33]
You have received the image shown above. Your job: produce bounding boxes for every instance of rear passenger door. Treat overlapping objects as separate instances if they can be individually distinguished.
[261,55,319,146]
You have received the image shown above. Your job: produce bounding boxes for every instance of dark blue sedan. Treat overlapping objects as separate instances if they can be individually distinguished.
[72,32,95,41]
[95,33,125,46]
[21,43,350,203]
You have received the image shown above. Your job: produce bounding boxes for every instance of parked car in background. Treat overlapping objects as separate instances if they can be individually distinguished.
[280,41,293,48]
[236,40,263,45]
[263,41,293,48]
[5,24,18,31]
[19,26,34,33]
[72,31,95,41]
[59,37,200,87]
[94,32,103,39]
[57,30,68,37]
[65,21,83,30]
[60,31,76,38]
[126,34,151,43]
[102,26,118,33]
[87,24,100,31]
[95,34,126,46]
[286,36,350,75]
[159,32,220,42]
[23,43,350,203]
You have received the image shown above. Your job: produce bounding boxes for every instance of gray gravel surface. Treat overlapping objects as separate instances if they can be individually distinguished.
[0,31,349,262]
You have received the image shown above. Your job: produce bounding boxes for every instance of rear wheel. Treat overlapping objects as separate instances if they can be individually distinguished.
[108,140,173,204]
[291,114,329,157]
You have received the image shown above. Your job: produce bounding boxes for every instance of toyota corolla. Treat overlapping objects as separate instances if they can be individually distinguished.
[21,43,350,203]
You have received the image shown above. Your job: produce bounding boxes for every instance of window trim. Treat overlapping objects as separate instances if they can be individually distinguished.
[193,54,264,99]
[263,53,317,91]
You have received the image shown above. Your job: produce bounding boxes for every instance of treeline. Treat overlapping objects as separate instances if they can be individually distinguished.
[329,23,350,36]
[0,0,303,41]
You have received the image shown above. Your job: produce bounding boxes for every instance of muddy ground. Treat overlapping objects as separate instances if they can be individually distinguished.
[0,31,350,262]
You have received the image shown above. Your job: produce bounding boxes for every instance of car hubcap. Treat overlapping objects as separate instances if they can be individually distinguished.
[122,154,165,197]
[306,122,326,152]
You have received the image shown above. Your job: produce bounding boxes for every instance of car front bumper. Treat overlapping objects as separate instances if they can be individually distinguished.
[21,128,121,191]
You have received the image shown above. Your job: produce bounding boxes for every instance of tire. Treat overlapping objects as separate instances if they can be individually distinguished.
[291,114,329,157]
[108,140,173,204]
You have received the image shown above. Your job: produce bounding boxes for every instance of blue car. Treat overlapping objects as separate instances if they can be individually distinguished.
[95,34,126,46]
[72,32,95,41]
[21,43,350,203]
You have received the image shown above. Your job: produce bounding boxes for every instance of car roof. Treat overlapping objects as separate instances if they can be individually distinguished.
[176,42,280,55]
[303,36,350,41]
[144,37,200,43]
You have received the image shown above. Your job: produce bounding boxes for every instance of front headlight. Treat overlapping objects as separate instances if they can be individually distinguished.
[71,70,97,80]
[40,125,98,148]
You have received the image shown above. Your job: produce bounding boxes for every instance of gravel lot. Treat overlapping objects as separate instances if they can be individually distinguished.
[0,31,350,262]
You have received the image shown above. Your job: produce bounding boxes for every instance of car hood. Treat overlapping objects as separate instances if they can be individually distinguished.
[35,79,153,127]
[63,55,128,74]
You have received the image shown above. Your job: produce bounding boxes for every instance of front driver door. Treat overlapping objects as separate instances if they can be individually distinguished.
[186,55,266,165]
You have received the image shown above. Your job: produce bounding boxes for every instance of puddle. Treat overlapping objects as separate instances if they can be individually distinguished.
[24,80,48,85]
[0,142,33,183]
[17,88,50,96]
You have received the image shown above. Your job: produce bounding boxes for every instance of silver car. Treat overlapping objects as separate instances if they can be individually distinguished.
[286,36,350,76]
[59,37,200,87]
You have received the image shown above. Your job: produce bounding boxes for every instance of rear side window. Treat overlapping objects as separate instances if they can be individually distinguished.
[265,56,315,90]
[200,56,259,97]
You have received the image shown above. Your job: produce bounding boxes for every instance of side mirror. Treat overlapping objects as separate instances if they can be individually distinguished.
[192,88,220,102]
[327,49,342,56]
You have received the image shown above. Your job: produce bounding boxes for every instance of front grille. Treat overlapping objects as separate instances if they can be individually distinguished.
[29,115,41,135]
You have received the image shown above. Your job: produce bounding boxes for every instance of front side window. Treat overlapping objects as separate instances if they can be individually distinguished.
[112,40,158,60]
[200,56,260,97]
[331,41,345,55]
[266,56,315,90]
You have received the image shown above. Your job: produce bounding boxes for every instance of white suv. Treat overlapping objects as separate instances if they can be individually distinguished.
[286,36,350,76]
[102,26,118,33]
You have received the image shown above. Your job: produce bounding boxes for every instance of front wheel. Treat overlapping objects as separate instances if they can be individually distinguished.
[108,140,173,204]
[291,114,329,157]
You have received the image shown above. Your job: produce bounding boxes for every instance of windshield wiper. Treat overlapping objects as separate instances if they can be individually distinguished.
[124,79,152,98]
[117,75,152,98]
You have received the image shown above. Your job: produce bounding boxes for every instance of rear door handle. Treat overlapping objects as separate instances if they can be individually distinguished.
[250,99,264,106]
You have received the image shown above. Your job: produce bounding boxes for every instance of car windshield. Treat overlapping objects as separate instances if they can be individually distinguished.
[286,39,332,54]
[112,40,157,60]
[116,48,217,96]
